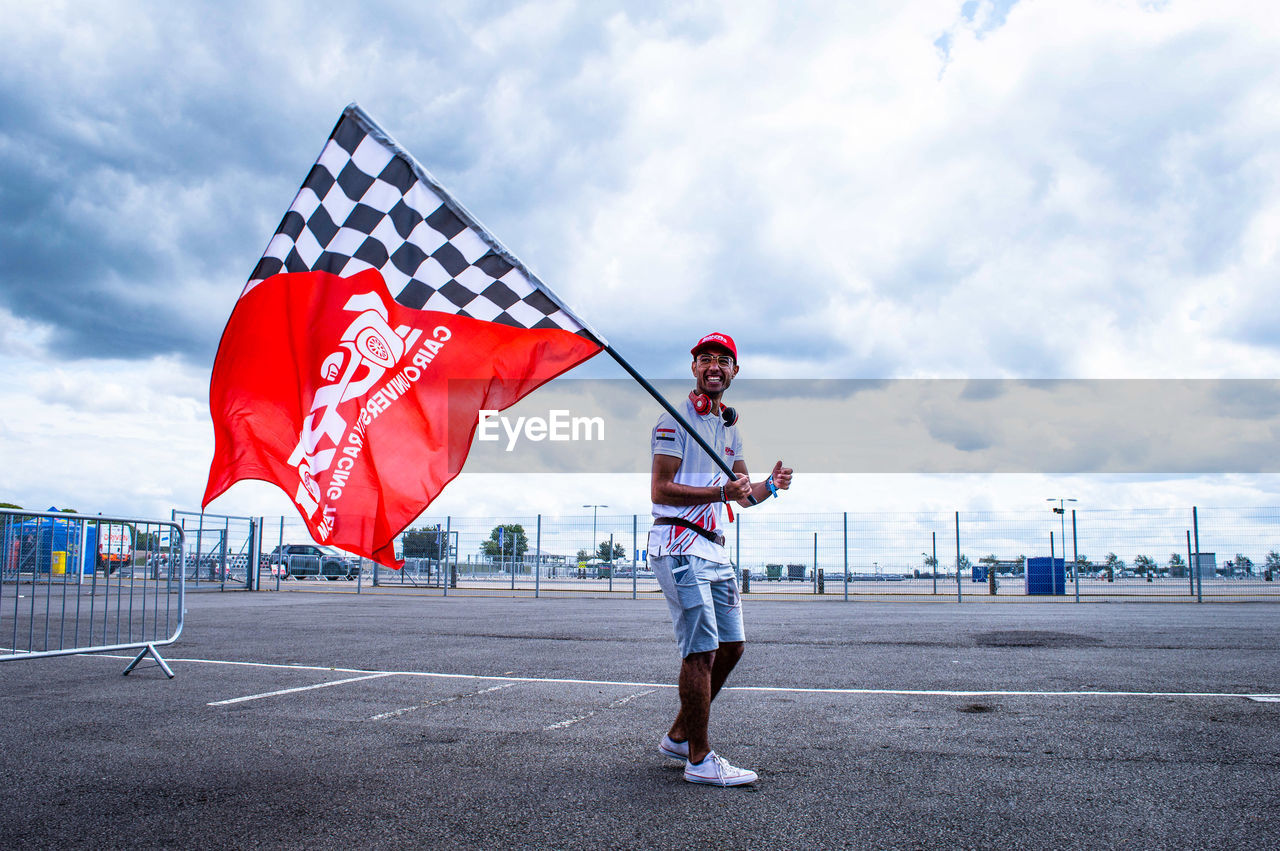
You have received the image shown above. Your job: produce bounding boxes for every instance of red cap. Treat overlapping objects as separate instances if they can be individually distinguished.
[690,332,737,360]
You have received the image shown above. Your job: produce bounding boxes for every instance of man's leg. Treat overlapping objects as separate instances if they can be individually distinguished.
[710,640,744,698]
[667,639,743,755]
[670,649,715,765]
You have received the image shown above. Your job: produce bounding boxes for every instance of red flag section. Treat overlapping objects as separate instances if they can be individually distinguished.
[203,268,600,566]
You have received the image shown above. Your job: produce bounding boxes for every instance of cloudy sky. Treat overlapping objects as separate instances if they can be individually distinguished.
[2,0,1279,523]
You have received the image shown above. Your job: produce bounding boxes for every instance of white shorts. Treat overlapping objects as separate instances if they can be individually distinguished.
[651,554,745,658]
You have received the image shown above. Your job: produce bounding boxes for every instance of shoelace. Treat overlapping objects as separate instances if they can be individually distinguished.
[693,753,735,779]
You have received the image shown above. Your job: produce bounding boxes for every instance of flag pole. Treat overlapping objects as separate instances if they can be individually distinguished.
[596,340,758,505]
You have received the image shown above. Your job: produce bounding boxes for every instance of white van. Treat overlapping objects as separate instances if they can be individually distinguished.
[98,524,134,572]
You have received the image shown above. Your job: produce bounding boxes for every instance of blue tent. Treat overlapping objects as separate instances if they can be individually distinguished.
[2,509,90,576]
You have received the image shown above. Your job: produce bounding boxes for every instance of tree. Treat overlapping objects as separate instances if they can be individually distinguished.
[1133,555,1157,577]
[480,524,528,561]
[957,554,972,575]
[596,541,626,562]
[0,502,21,509]
[1104,552,1124,581]
[402,525,447,559]
[576,548,592,562]
[1267,551,1280,569]
[979,554,1010,576]
[1168,552,1186,577]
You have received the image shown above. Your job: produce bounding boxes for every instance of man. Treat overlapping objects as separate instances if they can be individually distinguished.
[649,332,793,786]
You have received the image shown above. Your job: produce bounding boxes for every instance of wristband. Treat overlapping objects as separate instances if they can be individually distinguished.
[765,477,779,498]
[719,485,726,503]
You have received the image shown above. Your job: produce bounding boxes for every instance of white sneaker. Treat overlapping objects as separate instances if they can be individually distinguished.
[683,751,758,786]
[659,735,689,761]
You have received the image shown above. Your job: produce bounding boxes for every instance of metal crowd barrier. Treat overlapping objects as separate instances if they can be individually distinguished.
[0,509,185,677]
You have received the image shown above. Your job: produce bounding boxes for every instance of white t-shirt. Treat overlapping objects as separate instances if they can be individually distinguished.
[647,397,744,564]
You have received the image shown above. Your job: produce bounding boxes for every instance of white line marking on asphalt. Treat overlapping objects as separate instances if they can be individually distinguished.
[545,689,658,730]
[208,673,395,706]
[370,682,515,721]
[91,654,1279,702]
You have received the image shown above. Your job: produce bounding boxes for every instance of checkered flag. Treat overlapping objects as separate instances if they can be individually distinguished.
[208,103,608,566]
[248,103,601,342]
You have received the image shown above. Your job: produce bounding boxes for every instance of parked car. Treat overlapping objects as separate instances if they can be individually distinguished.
[268,544,361,580]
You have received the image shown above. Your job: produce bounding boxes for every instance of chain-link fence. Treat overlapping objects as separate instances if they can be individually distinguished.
[182,504,1280,600]
[171,511,261,591]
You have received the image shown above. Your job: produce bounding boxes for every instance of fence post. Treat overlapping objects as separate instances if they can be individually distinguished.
[738,512,748,593]
[737,514,747,593]
[1049,530,1055,595]
[608,533,614,593]
[276,516,283,590]
[1071,509,1080,603]
[248,518,259,591]
[932,531,937,596]
[955,511,962,603]
[808,532,819,591]
[843,512,848,602]
[632,515,638,600]
[1186,530,1195,599]
[221,516,230,590]
[1192,506,1202,603]
[535,514,541,599]
[194,512,204,588]
[444,516,452,594]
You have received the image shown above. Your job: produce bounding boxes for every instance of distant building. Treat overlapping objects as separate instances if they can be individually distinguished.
[1194,552,1217,578]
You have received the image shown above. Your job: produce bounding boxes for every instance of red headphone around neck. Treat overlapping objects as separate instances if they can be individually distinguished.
[689,390,739,426]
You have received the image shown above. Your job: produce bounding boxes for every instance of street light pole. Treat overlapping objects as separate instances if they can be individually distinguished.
[583,504,608,563]
[1047,497,1077,586]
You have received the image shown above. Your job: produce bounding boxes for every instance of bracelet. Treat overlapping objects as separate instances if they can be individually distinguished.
[765,477,779,498]
[719,485,726,503]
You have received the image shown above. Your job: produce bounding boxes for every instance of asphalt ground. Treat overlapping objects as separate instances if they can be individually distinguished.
[1,593,1278,849]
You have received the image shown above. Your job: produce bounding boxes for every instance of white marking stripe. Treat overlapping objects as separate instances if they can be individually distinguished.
[370,682,515,720]
[208,673,395,706]
[544,713,591,730]
[91,654,1278,702]
[545,689,657,730]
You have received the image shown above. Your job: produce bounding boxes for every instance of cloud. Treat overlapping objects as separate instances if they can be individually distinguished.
[5,0,1279,379]
[2,0,1279,520]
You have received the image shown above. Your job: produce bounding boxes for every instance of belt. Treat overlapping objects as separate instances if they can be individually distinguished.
[654,516,725,546]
